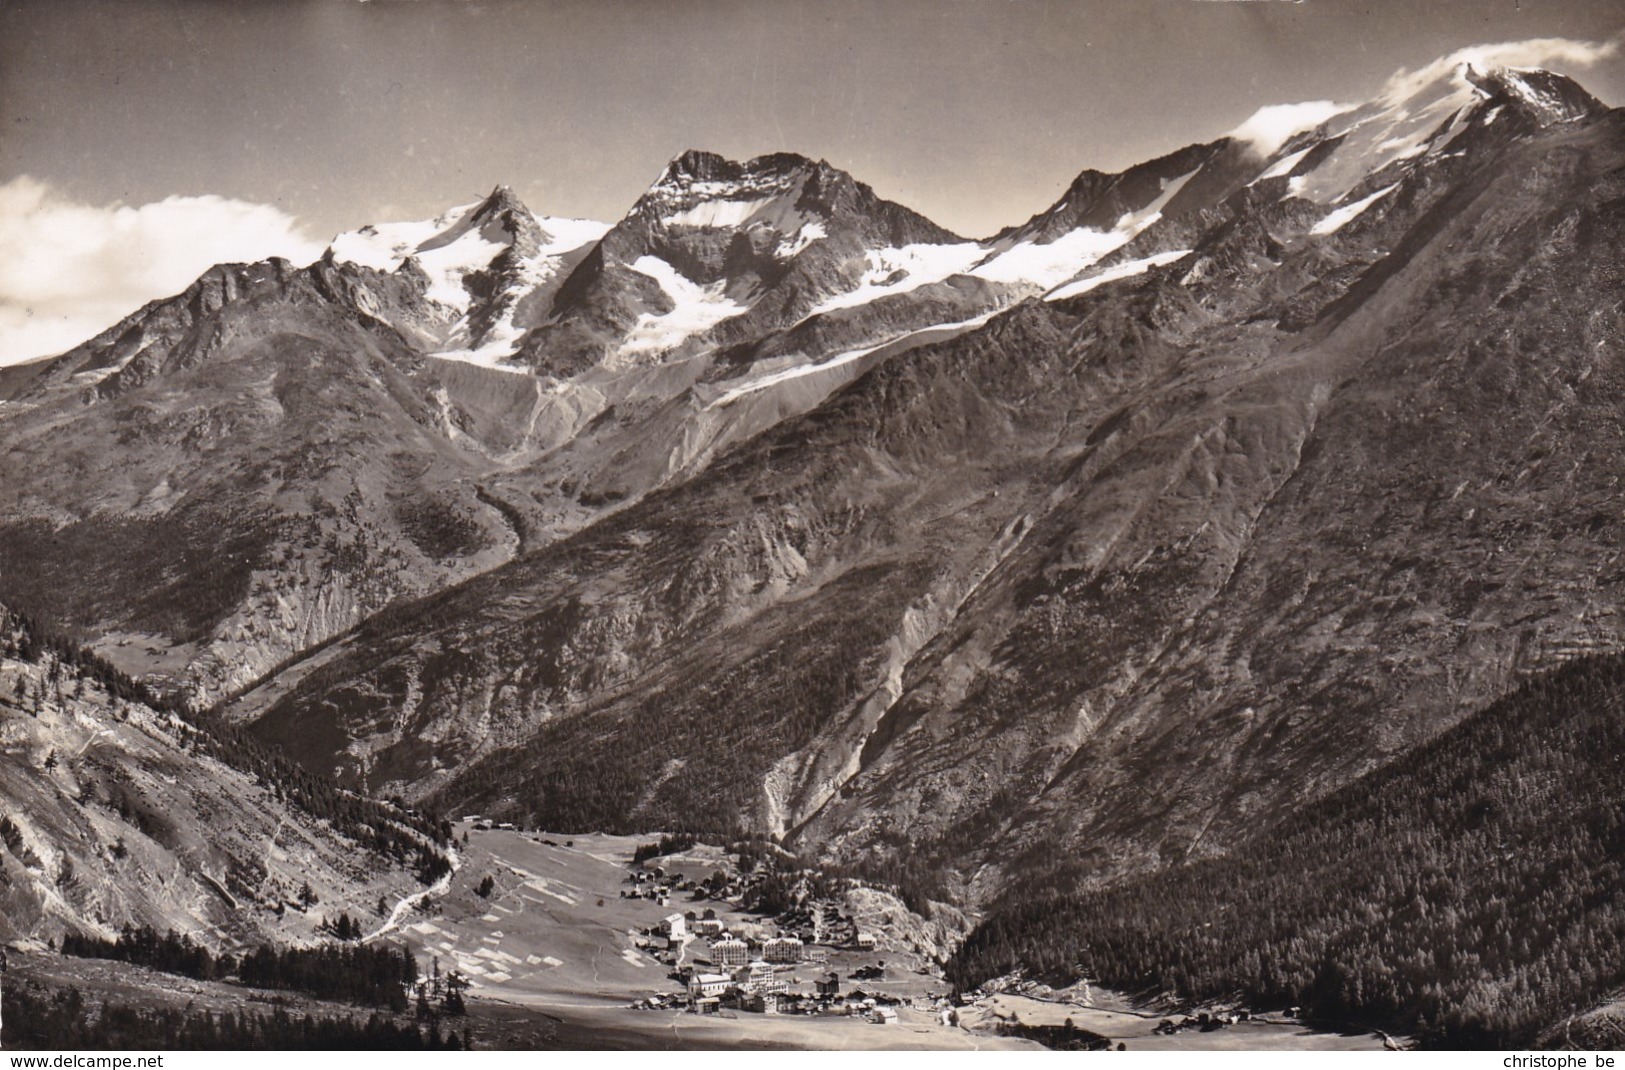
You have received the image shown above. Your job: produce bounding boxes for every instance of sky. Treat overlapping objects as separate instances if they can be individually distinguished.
[1,0,1622,364]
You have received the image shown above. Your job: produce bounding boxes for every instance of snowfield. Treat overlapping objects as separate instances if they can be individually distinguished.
[661,197,775,228]
[1045,249,1193,301]
[807,242,986,316]
[329,199,610,370]
[1310,183,1400,236]
[618,255,747,357]
[1253,145,1315,184]
[708,307,1002,409]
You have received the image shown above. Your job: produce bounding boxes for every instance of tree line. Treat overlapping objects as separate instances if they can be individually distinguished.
[0,603,453,880]
[0,982,470,1050]
[632,832,698,864]
[61,925,418,1012]
[948,651,1625,1048]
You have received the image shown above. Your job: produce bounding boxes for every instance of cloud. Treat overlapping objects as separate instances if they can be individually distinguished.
[1377,36,1620,105]
[0,177,325,366]
[1227,36,1620,158]
[1229,100,1347,156]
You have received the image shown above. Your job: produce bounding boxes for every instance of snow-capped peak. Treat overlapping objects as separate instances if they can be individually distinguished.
[327,187,609,370]
[327,185,550,307]
[1250,53,1606,206]
[638,150,831,236]
[652,149,821,192]
[1465,65,1604,124]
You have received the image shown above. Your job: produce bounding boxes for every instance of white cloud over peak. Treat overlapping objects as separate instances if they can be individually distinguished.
[1227,35,1619,160]
[1229,100,1348,157]
[0,177,324,366]
[1376,36,1620,105]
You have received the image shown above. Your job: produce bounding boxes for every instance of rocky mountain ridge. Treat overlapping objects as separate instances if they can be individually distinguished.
[204,64,1625,896]
[0,61,1619,910]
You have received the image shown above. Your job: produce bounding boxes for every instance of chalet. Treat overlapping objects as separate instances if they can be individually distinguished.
[711,937,750,966]
[815,973,842,999]
[662,913,687,940]
[762,936,803,964]
[695,996,721,1015]
[691,918,724,937]
[744,991,782,1015]
[855,931,878,949]
[689,973,731,999]
[868,1007,898,1025]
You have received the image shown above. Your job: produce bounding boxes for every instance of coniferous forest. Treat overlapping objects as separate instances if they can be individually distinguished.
[1,983,469,1051]
[60,926,418,1012]
[949,653,1625,1047]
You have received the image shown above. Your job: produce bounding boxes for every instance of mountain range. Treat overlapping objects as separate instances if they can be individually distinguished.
[3,54,1624,1040]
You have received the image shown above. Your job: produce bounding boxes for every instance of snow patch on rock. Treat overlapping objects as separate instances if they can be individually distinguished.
[1045,249,1192,301]
[619,256,747,358]
[662,197,775,229]
[1310,183,1400,236]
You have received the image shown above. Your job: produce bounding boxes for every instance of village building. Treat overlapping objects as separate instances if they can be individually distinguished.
[815,972,842,1000]
[688,972,731,999]
[744,991,782,1014]
[662,913,687,940]
[855,931,878,949]
[734,960,777,993]
[691,918,725,937]
[762,936,803,963]
[868,1006,898,1025]
[711,937,750,966]
[695,996,721,1015]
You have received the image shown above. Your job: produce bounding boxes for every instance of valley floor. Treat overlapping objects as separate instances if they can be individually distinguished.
[375,825,1399,1051]
[0,824,1407,1051]
[962,993,1394,1052]
[386,825,1035,1050]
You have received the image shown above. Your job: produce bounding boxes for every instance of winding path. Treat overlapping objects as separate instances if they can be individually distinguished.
[363,844,462,943]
